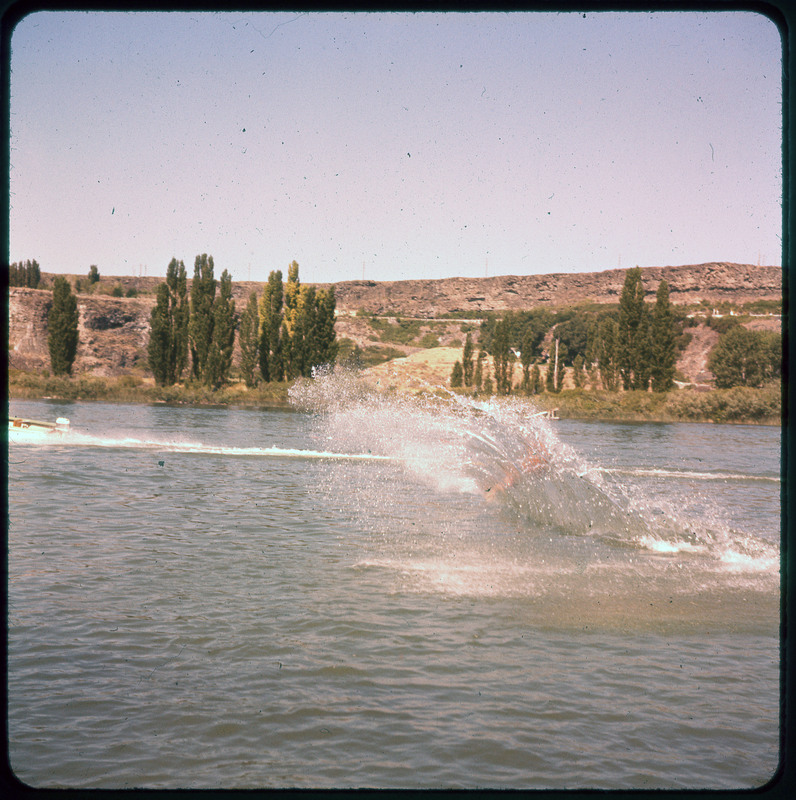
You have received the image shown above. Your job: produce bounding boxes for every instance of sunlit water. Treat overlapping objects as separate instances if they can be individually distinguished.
[7,378,781,789]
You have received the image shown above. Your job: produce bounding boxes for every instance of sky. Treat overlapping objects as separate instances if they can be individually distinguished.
[8,10,783,284]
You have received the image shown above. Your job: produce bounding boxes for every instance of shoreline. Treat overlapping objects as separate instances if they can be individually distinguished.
[8,371,781,427]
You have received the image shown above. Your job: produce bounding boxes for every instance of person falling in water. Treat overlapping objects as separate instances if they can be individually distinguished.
[483,433,552,498]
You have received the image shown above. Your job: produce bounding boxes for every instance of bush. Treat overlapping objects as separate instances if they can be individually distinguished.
[665,384,780,423]
[706,314,745,334]
[369,317,423,345]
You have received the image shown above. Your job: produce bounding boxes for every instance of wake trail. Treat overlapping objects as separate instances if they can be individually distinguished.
[10,430,389,461]
[599,467,779,483]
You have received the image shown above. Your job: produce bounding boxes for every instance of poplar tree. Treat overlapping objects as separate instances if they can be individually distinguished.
[48,276,79,375]
[283,261,302,378]
[289,284,313,379]
[204,269,237,389]
[492,318,512,395]
[189,254,217,380]
[10,259,41,288]
[284,260,301,331]
[167,258,190,383]
[650,279,676,392]
[148,282,172,385]
[314,287,338,367]
[618,266,647,389]
[239,291,261,387]
[474,349,485,391]
[462,333,475,387]
[259,270,284,381]
[450,360,464,388]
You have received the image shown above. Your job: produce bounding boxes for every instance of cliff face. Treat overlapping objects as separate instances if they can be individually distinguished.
[9,288,154,375]
[7,262,781,378]
[327,263,781,317]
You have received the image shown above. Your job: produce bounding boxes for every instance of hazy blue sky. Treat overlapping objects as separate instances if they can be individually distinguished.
[9,10,782,284]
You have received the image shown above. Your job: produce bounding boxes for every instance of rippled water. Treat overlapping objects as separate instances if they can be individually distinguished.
[7,383,781,789]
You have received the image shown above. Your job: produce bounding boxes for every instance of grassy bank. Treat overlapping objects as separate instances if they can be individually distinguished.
[527,384,781,425]
[8,369,780,425]
[8,370,291,408]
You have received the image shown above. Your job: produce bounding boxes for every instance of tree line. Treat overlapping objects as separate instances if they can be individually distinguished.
[451,266,780,393]
[147,256,337,388]
[9,259,41,288]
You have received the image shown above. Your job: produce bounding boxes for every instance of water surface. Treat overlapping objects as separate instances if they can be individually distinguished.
[7,385,780,789]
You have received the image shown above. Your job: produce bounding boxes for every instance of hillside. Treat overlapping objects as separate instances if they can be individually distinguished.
[8,262,781,388]
[325,262,781,317]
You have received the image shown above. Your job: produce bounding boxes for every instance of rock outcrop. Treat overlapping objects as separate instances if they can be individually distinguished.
[326,262,781,317]
[9,288,155,375]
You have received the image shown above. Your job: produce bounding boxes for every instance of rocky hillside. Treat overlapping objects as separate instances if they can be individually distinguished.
[325,262,781,317]
[9,287,154,377]
[7,262,781,383]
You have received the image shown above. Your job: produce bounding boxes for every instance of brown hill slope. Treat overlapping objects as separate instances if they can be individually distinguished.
[325,262,780,317]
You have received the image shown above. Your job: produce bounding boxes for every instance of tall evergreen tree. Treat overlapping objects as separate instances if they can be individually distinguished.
[167,258,190,383]
[650,279,676,392]
[284,260,301,331]
[148,282,173,385]
[189,254,217,380]
[450,360,464,388]
[283,261,302,378]
[259,269,284,381]
[492,318,512,395]
[289,284,313,379]
[474,349,485,391]
[204,269,237,389]
[634,305,652,391]
[618,266,647,390]
[462,333,475,387]
[314,287,338,367]
[239,291,261,388]
[48,276,79,375]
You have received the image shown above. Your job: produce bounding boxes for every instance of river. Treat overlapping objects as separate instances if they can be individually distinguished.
[7,377,781,789]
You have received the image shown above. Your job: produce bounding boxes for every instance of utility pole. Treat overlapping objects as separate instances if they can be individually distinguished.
[554,338,559,390]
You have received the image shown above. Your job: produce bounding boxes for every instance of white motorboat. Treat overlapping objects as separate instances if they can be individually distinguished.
[8,415,70,441]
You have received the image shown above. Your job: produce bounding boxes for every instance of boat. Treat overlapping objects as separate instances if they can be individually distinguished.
[8,415,70,439]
